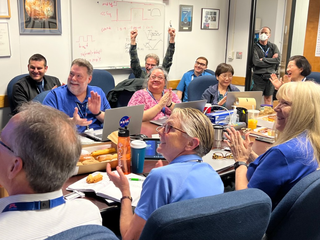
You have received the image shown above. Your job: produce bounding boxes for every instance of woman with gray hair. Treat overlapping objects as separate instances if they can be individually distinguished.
[128,66,181,121]
[107,108,224,240]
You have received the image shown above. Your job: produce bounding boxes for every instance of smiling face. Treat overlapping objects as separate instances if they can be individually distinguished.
[156,114,190,162]
[28,60,48,82]
[217,71,233,88]
[274,98,292,132]
[194,58,207,76]
[286,60,303,82]
[145,58,158,73]
[67,64,92,99]
[147,69,166,93]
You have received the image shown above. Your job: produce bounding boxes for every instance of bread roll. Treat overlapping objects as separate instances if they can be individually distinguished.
[79,154,95,162]
[86,173,103,183]
[82,159,99,165]
[91,148,116,157]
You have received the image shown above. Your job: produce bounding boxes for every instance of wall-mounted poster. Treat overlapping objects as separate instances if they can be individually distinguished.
[0,0,10,18]
[179,5,193,32]
[18,0,62,35]
[201,8,220,30]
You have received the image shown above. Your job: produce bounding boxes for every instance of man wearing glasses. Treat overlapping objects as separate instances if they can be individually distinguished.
[129,28,176,78]
[177,57,212,102]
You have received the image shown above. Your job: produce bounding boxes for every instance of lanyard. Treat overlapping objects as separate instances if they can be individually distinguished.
[257,43,270,58]
[2,196,65,212]
[76,102,88,118]
[146,89,165,114]
[36,80,45,94]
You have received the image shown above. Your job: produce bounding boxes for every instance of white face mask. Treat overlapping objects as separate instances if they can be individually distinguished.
[259,33,268,41]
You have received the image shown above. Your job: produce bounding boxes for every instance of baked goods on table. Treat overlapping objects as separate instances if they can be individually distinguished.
[86,173,103,183]
[78,148,117,166]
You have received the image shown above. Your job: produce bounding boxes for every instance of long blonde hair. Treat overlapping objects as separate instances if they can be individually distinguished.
[275,81,320,163]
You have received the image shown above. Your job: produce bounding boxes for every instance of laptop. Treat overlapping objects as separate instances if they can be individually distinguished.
[83,105,144,141]
[150,99,207,126]
[225,91,263,110]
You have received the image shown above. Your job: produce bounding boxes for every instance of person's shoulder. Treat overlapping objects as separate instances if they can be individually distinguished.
[229,84,240,91]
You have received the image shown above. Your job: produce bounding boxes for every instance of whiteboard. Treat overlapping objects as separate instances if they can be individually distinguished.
[71,0,165,69]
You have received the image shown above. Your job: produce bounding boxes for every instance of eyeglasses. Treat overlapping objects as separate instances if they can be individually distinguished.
[146,63,157,68]
[156,123,187,134]
[150,75,164,81]
[0,140,14,154]
[212,152,233,159]
[195,61,206,67]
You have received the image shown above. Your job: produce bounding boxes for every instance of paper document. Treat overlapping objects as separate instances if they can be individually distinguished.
[67,172,145,207]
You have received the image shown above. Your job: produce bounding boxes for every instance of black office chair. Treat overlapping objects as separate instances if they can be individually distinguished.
[187,75,218,101]
[7,74,29,114]
[266,170,320,240]
[90,69,115,97]
[139,188,272,240]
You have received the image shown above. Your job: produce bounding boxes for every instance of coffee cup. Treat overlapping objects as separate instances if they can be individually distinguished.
[130,140,147,174]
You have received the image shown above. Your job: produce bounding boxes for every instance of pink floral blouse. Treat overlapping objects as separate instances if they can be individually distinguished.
[128,89,181,120]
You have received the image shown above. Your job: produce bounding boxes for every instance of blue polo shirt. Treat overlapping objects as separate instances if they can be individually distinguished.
[177,70,213,102]
[134,154,224,220]
[43,85,110,133]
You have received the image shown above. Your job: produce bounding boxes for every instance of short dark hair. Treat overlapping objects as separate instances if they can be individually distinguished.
[196,57,208,66]
[288,55,312,77]
[215,63,234,77]
[29,54,47,67]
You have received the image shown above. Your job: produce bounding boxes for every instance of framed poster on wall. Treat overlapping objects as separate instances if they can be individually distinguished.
[201,8,220,30]
[18,0,62,34]
[179,5,193,32]
[0,0,10,18]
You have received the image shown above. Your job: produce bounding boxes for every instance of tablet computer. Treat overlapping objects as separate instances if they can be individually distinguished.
[144,138,165,160]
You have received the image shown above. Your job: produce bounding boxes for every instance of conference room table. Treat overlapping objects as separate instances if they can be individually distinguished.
[61,121,272,235]
[62,122,271,208]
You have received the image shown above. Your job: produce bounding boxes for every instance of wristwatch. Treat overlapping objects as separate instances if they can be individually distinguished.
[93,111,102,117]
[120,196,132,202]
[234,161,248,170]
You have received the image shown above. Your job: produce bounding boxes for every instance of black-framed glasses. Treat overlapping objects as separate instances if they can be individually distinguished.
[156,123,187,134]
[0,140,14,154]
[195,61,206,67]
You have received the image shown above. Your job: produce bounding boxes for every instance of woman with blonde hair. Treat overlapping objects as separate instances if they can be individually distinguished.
[225,81,320,208]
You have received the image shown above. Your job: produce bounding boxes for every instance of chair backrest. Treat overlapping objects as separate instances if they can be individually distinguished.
[7,74,29,112]
[90,69,115,97]
[128,67,146,79]
[307,71,320,84]
[266,170,320,240]
[139,188,272,240]
[187,75,218,101]
[32,90,50,103]
[45,224,119,240]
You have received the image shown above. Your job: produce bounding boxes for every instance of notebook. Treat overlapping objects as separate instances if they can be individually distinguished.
[225,91,263,110]
[150,99,207,126]
[83,104,144,142]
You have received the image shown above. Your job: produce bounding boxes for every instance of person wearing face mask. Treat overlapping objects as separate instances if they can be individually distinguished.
[127,66,181,121]
[251,26,280,105]
[269,55,312,90]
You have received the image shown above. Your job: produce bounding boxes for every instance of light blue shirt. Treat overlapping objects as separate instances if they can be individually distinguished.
[134,154,224,220]
[177,70,213,102]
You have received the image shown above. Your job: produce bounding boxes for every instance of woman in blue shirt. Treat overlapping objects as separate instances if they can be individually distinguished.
[225,81,320,208]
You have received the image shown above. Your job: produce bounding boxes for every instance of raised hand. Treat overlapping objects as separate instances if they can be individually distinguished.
[72,107,92,127]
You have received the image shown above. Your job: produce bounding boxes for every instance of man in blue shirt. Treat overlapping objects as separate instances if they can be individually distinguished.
[177,57,212,102]
[43,58,110,133]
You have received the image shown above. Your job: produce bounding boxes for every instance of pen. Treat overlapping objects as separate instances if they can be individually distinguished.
[129,178,144,181]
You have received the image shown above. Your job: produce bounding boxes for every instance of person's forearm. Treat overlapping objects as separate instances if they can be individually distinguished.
[119,189,134,238]
[95,111,104,123]
[248,151,258,164]
[235,165,249,190]
[142,104,164,121]
[176,91,182,100]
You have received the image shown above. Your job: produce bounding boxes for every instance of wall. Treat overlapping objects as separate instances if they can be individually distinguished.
[0,0,233,128]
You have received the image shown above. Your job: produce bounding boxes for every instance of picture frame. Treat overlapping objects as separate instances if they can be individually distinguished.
[179,5,193,32]
[201,8,220,30]
[0,0,11,18]
[18,0,62,35]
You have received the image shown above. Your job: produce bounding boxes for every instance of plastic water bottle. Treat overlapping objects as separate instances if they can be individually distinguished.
[117,127,131,174]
